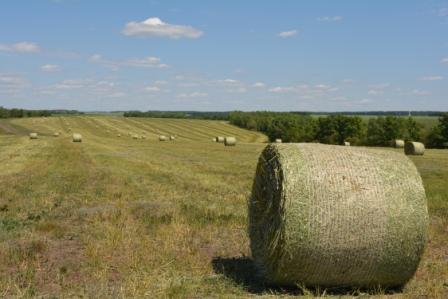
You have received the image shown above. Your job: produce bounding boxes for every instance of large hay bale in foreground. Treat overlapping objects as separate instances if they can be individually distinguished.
[249,143,428,288]
[405,142,425,156]
[393,139,405,148]
[216,136,225,143]
[159,135,168,141]
[224,137,237,146]
[72,133,82,142]
[29,133,38,139]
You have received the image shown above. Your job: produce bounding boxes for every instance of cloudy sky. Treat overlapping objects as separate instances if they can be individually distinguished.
[1,0,448,111]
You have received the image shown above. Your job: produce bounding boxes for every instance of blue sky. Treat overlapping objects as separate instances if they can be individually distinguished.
[0,0,447,111]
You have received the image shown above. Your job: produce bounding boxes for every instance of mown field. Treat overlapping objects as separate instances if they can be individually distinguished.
[0,116,446,298]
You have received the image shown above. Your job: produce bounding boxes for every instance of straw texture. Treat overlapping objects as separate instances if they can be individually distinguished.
[72,133,82,142]
[249,143,428,288]
[224,137,237,146]
[404,142,425,156]
[393,139,405,148]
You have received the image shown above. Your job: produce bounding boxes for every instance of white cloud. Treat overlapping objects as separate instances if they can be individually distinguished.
[122,17,203,39]
[441,57,448,64]
[268,86,295,93]
[145,86,161,92]
[252,82,265,88]
[53,79,86,89]
[278,30,298,38]
[411,89,430,96]
[176,92,208,98]
[0,42,40,53]
[89,54,169,69]
[420,76,443,81]
[0,74,28,94]
[317,16,343,22]
[368,89,384,95]
[41,64,60,72]
[438,8,448,17]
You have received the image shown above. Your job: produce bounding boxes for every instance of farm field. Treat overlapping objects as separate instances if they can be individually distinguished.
[0,116,447,298]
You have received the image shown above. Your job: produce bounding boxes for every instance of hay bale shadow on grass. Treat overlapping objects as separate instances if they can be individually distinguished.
[212,256,404,296]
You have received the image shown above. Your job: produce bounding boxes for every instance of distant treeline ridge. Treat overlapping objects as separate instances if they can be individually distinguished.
[0,107,83,118]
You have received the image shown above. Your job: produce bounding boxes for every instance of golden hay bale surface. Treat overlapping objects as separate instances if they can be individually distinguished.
[275,139,282,143]
[53,132,60,137]
[393,139,405,148]
[29,133,38,139]
[224,136,237,146]
[249,143,428,287]
[170,136,175,141]
[72,133,82,142]
[405,142,425,155]
[159,135,168,141]
[216,136,225,143]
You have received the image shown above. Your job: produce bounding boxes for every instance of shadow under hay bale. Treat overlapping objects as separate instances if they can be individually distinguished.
[212,256,402,296]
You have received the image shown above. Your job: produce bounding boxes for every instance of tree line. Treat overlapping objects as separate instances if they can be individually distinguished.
[0,107,84,118]
[228,111,448,148]
[123,110,229,120]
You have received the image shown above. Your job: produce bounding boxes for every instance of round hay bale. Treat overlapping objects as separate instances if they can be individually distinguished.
[212,137,217,142]
[117,134,121,137]
[392,139,405,148]
[224,136,237,146]
[249,143,428,288]
[29,133,38,139]
[72,133,82,142]
[53,132,60,137]
[132,134,139,139]
[216,136,225,143]
[159,135,168,141]
[141,135,146,140]
[170,136,175,141]
[275,139,282,143]
[344,141,350,146]
[405,142,425,156]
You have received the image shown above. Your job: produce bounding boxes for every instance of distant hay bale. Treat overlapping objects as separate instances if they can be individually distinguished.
[117,134,121,137]
[275,138,282,143]
[159,135,168,141]
[393,139,405,148]
[216,136,225,143]
[212,137,217,142]
[249,143,428,288]
[141,135,147,139]
[53,132,60,137]
[29,133,38,139]
[344,141,350,146]
[170,136,175,141]
[132,134,139,139]
[72,133,82,142]
[405,141,425,156]
[224,137,237,146]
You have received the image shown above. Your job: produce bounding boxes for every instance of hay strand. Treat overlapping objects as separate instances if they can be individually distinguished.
[249,143,428,288]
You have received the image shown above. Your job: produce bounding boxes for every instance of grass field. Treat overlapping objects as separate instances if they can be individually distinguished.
[0,116,446,298]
